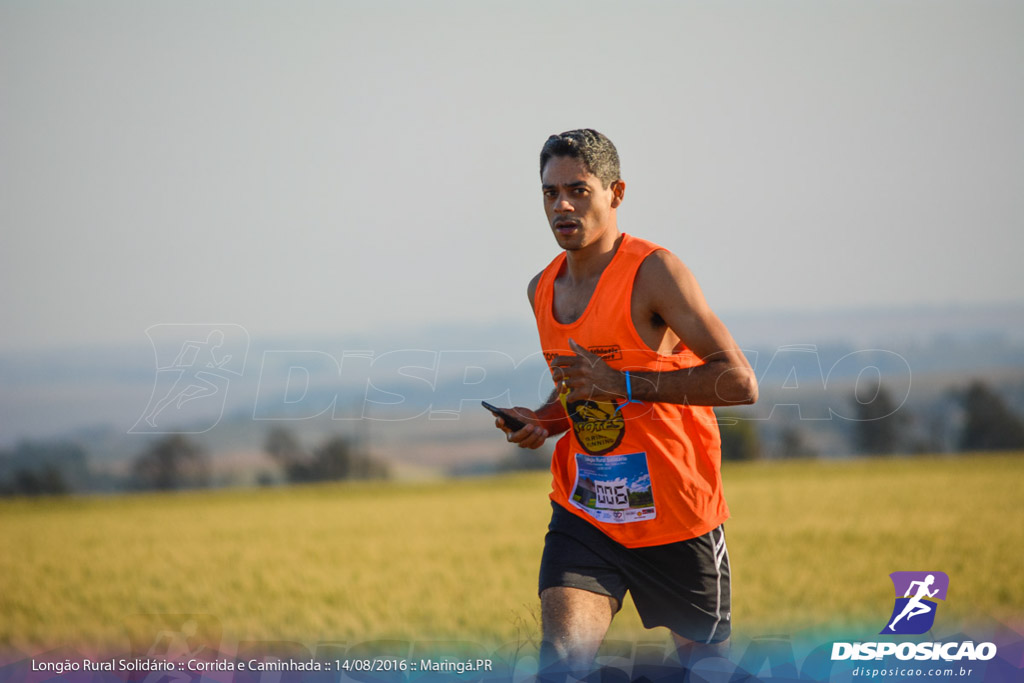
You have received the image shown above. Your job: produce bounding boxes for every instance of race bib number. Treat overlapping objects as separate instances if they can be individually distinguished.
[570,451,656,524]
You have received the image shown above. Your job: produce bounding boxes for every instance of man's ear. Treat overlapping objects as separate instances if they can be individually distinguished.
[610,179,626,208]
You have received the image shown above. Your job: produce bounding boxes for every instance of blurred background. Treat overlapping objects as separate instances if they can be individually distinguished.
[3,5,1024,670]
[2,0,1023,493]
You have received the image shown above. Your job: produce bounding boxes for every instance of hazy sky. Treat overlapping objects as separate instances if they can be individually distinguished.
[3,1,1022,352]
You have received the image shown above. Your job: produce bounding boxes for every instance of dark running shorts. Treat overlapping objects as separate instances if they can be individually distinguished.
[538,501,731,644]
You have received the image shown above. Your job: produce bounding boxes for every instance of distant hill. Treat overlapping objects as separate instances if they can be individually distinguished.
[1,303,1022,481]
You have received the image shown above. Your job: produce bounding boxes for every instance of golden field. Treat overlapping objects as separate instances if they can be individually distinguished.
[1,453,1021,654]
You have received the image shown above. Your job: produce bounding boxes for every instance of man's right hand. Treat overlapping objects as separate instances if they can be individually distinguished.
[495,407,550,450]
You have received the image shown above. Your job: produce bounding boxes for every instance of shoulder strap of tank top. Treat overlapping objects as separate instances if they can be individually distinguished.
[533,252,566,322]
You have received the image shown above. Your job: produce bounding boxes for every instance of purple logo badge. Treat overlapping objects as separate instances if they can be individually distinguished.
[880,571,949,635]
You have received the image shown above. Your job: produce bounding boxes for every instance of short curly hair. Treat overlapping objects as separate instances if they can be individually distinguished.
[539,129,621,189]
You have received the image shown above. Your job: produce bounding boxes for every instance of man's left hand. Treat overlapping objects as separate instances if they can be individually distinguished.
[550,339,627,403]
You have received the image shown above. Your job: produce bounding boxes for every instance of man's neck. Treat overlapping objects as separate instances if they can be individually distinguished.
[564,229,623,283]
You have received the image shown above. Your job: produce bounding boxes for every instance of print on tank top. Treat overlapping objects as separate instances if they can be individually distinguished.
[559,392,626,456]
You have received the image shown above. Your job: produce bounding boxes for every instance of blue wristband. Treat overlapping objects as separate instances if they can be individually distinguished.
[616,370,645,413]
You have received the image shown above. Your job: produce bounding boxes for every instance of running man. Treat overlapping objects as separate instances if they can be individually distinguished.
[492,129,757,677]
[889,574,939,631]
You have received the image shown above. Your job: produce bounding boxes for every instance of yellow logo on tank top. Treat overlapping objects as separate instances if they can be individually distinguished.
[561,394,626,455]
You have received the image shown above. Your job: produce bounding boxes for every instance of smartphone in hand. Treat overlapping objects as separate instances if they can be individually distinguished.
[481,401,527,432]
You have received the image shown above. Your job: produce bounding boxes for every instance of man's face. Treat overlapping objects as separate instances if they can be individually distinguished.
[541,156,624,251]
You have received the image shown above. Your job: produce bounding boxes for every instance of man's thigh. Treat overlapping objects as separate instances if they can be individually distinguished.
[540,586,618,636]
[629,524,732,644]
[538,504,629,607]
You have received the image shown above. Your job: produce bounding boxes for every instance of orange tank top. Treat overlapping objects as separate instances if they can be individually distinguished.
[534,233,729,548]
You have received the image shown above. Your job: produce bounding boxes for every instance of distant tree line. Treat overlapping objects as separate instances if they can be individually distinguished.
[0,440,89,496]
[716,378,1024,461]
[846,379,1024,456]
[127,428,391,490]
[264,427,390,484]
[1,428,389,497]
[131,434,211,490]
[958,381,1024,451]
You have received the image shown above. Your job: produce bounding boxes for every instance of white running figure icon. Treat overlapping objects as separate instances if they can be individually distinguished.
[143,330,233,427]
[888,573,939,631]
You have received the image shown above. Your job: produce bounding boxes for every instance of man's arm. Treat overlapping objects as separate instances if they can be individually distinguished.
[494,271,571,450]
[552,251,758,407]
